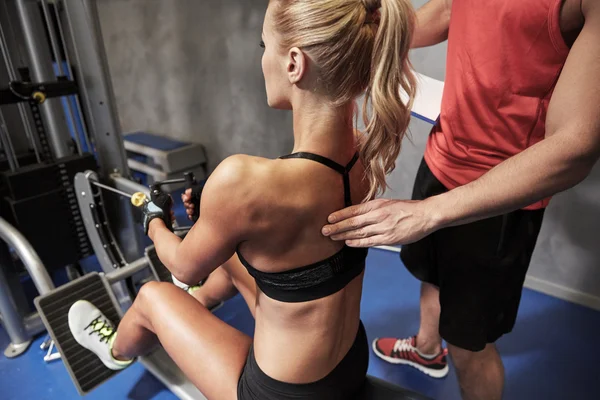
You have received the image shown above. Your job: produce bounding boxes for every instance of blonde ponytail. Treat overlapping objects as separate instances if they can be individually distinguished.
[361,0,416,200]
[270,0,416,200]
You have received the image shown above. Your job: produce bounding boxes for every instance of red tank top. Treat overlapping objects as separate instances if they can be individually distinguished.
[424,0,570,209]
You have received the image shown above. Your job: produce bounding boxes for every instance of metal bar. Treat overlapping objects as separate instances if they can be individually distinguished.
[112,175,151,197]
[63,0,141,262]
[152,177,186,186]
[18,104,41,163]
[39,0,64,76]
[0,80,80,105]
[63,92,82,154]
[75,171,132,309]
[62,0,129,174]
[91,181,134,199]
[0,18,17,81]
[23,311,45,337]
[39,0,81,154]
[15,0,71,159]
[0,255,30,350]
[0,310,44,338]
[0,111,18,171]
[111,175,181,230]
[52,2,92,153]
[0,217,55,295]
[0,6,41,162]
[0,22,20,169]
[105,257,149,284]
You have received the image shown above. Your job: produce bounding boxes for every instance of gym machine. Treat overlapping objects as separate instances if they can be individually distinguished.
[0,0,431,399]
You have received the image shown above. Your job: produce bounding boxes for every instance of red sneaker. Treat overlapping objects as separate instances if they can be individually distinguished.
[372,336,449,378]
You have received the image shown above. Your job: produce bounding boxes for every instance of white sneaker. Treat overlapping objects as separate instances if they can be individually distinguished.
[172,275,189,290]
[68,300,132,371]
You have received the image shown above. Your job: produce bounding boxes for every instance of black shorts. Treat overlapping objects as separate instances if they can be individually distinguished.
[237,321,368,399]
[401,158,545,352]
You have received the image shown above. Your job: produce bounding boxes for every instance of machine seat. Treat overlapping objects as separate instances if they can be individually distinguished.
[356,375,432,400]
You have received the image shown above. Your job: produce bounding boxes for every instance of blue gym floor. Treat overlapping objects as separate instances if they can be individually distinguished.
[1,248,599,400]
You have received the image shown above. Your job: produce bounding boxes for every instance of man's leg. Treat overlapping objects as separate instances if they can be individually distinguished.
[448,343,504,400]
[372,158,449,378]
[415,282,443,355]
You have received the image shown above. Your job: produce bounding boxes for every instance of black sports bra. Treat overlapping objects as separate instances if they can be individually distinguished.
[236,152,369,303]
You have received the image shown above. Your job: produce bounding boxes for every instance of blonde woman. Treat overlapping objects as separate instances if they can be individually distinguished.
[68,1,416,399]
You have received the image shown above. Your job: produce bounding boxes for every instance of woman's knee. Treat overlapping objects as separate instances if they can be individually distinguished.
[136,281,170,308]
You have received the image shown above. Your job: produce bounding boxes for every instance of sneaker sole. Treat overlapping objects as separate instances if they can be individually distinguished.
[71,329,129,371]
[372,339,449,379]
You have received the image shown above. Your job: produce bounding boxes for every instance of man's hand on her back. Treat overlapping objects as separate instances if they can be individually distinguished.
[321,198,442,247]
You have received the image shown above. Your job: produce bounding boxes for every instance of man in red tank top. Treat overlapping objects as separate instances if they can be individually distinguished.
[324,0,600,398]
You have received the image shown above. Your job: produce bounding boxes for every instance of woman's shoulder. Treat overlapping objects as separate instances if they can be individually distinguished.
[210,154,275,188]
[203,155,282,210]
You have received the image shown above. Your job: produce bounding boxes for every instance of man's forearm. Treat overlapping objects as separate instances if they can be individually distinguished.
[411,0,452,48]
[429,133,599,229]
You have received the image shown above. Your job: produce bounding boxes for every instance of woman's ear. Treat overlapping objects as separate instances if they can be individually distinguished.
[287,47,306,85]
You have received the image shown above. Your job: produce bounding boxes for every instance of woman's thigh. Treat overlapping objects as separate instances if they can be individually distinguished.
[136,281,252,400]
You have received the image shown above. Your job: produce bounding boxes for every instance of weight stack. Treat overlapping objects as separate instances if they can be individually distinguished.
[0,153,97,271]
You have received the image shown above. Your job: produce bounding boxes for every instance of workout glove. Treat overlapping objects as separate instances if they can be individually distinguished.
[142,191,173,235]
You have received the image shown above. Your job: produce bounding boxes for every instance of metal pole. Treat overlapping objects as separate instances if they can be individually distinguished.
[52,2,91,153]
[61,0,129,174]
[91,180,135,199]
[105,257,149,284]
[39,0,82,155]
[0,17,41,163]
[62,0,142,261]
[0,217,54,295]
[0,111,19,171]
[0,261,31,357]
[15,0,72,159]
[112,175,151,197]
[23,311,45,337]
[39,0,65,77]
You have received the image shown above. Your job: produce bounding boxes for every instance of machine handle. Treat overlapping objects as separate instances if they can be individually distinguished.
[184,172,201,223]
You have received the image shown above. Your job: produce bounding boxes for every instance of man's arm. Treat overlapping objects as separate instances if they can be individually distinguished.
[149,156,252,285]
[429,0,600,229]
[323,0,600,246]
[411,0,452,48]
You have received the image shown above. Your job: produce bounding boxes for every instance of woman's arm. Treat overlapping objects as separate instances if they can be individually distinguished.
[148,155,256,285]
[411,0,452,49]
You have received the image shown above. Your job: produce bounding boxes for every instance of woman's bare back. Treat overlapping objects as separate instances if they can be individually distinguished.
[236,152,369,383]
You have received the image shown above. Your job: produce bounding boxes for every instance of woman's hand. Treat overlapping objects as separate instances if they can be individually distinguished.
[321,198,442,247]
[142,192,173,235]
[181,181,204,222]
[181,189,197,221]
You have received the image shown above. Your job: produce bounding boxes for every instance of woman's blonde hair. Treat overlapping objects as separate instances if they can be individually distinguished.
[270,0,416,200]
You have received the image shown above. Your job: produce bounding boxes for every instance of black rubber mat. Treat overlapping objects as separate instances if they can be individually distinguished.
[34,272,122,395]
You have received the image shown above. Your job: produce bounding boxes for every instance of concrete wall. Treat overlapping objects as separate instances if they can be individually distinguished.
[97,0,293,171]
[97,0,600,308]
